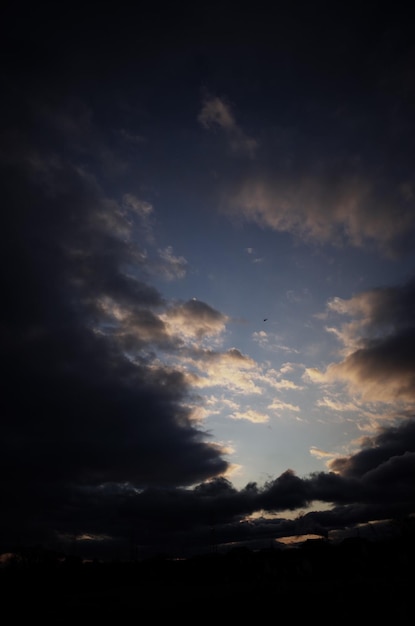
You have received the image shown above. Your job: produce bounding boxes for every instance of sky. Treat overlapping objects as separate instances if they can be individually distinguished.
[1,2,415,561]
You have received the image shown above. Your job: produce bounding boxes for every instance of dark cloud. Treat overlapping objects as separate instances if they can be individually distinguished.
[330,419,415,478]
[315,280,415,402]
[339,329,415,400]
[0,96,228,555]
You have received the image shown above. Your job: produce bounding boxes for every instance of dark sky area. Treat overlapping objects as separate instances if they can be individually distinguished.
[1,2,415,561]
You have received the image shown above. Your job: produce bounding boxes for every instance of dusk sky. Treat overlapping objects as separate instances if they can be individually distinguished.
[2,3,415,560]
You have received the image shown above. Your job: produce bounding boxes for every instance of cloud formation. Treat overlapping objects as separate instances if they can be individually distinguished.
[307,280,415,405]
[2,3,415,562]
[0,102,230,552]
[229,173,415,256]
[199,95,258,158]
[3,129,414,556]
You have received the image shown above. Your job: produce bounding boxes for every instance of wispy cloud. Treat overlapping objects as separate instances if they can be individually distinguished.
[230,408,270,423]
[228,172,415,256]
[268,399,301,414]
[199,95,258,158]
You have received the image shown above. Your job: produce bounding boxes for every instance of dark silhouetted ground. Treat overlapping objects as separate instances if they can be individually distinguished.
[1,535,414,621]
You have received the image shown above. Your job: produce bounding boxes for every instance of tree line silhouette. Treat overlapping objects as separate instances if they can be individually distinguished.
[1,518,414,618]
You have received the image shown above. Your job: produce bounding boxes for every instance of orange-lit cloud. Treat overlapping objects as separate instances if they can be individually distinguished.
[230,408,270,423]
[162,298,228,340]
[306,280,415,405]
[268,399,301,415]
[227,174,415,256]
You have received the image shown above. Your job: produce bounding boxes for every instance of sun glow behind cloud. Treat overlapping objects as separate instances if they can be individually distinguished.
[306,284,415,407]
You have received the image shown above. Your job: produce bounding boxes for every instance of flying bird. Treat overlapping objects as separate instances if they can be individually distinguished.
[263,318,268,322]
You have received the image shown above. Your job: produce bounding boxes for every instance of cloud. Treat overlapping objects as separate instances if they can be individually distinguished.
[2,137,415,560]
[122,193,153,220]
[2,18,415,561]
[310,447,336,460]
[252,331,300,354]
[328,419,415,479]
[268,399,301,414]
[119,129,146,144]
[271,378,303,391]
[0,103,230,553]
[316,396,361,412]
[162,299,228,341]
[306,279,415,404]
[181,348,263,394]
[245,246,263,263]
[64,416,415,558]
[198,96,235,131]
[198,95,258,158]
[228,171,415,256]
[156,246,188,280]
[230,409,270,424]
